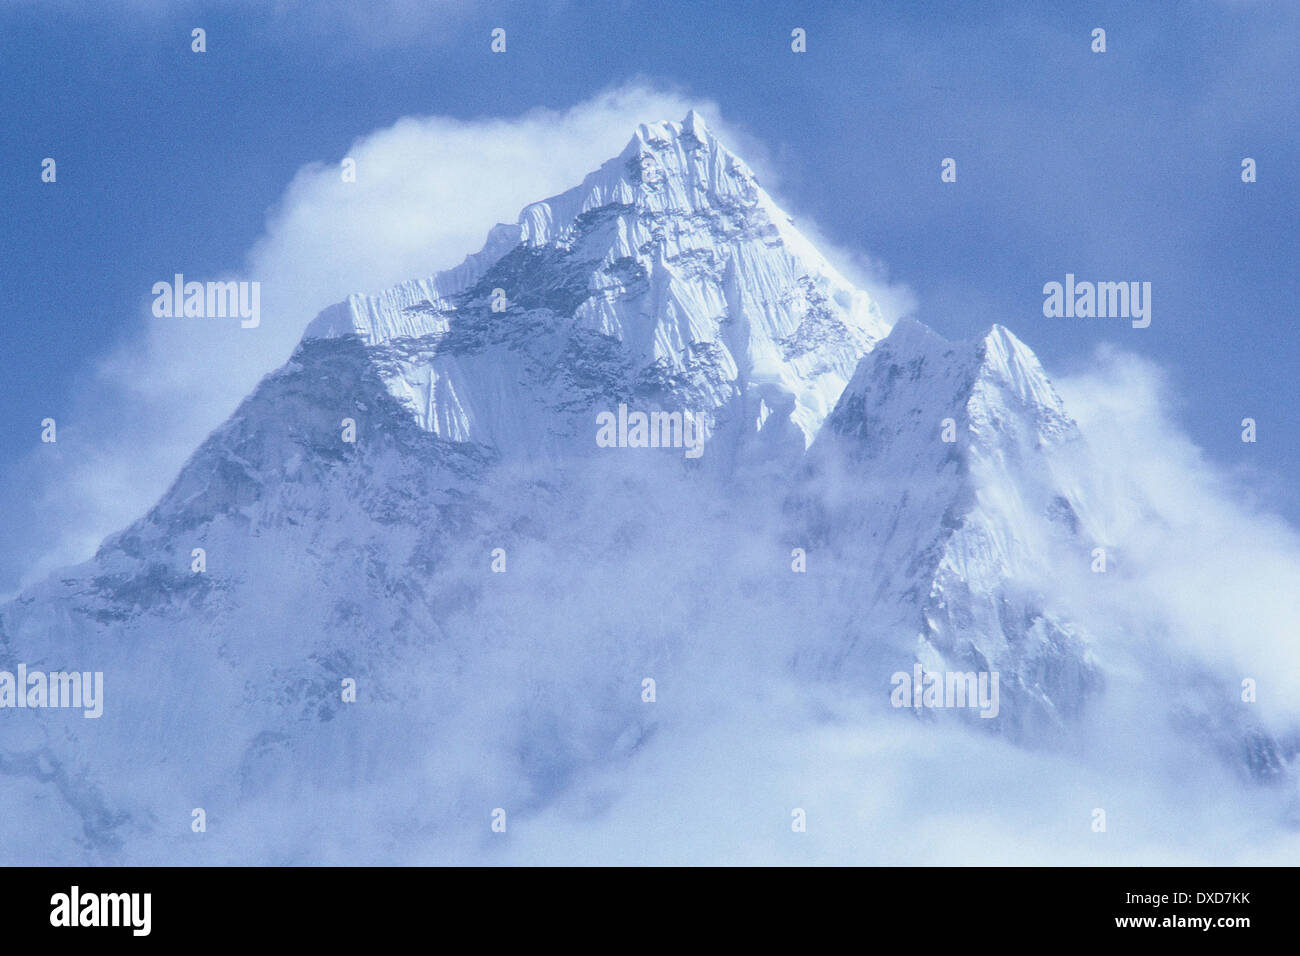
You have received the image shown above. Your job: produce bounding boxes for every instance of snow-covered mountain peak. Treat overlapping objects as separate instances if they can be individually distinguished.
[802,318,1100,735]
[298,113,892,459]
[971,324,1073,438]
[517,110,758,246]
[832,318,1074,453]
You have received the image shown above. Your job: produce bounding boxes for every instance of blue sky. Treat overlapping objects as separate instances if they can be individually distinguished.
[1,0,1296,592]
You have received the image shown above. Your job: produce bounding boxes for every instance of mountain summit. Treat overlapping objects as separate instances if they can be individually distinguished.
[303,113,890,461]
[0,116,1291,864]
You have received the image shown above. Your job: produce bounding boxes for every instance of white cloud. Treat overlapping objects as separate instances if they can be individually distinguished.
[1054,345,1300,715]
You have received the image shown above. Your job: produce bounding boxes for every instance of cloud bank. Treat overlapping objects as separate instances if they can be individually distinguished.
[1054,347,1300,716]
